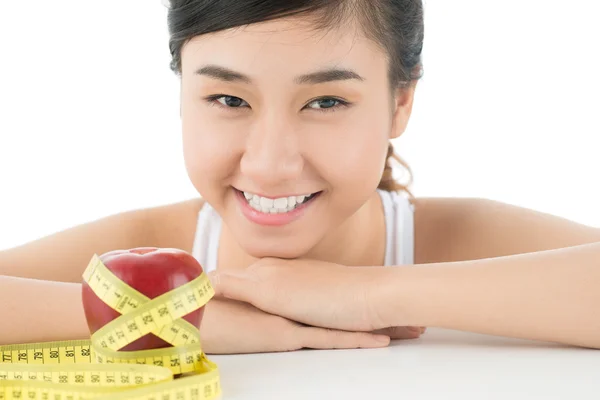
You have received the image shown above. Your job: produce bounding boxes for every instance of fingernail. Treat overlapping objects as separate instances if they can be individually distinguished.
[375,335,390,344]
[407,326,420,333]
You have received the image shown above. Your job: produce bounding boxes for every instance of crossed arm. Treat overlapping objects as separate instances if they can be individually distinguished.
[211,198,600,349]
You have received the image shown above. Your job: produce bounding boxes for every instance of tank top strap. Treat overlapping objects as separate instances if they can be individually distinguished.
[191,200,222,273]
[377,189,415,266]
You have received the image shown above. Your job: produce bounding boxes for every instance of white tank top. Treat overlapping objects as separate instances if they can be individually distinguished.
[191,189,415,272]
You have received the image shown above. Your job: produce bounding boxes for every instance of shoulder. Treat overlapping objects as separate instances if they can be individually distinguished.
[144,197,206,253]
[411,197,510,264]
[411,197,600,264]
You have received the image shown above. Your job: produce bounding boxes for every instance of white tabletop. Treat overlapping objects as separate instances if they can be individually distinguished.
[209,328,600,399]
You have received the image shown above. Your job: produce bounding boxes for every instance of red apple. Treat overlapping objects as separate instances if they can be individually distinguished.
[81,247,205,351]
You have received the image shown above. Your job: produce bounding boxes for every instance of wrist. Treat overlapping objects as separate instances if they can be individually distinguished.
[372,265,434,328]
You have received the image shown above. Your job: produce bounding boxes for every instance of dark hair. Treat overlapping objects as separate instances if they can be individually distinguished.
[166,0,424,197]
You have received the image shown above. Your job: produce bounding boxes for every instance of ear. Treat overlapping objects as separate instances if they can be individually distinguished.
[389,83,417,139]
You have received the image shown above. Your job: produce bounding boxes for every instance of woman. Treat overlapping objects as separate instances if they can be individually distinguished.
[1,0,599,353]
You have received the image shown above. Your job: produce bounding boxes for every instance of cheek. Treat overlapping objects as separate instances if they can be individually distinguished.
[181,107,242,190]
[310,114,389,190]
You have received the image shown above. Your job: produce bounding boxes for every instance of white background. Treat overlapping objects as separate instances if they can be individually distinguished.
[1,0,598,251]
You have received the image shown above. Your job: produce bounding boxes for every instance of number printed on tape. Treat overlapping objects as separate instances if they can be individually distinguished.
[0,254,221,400]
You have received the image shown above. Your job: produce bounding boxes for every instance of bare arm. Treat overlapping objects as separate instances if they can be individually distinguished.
[208,242,600,350]
[0,276,89,345]
[0,274,394,350]
[396,198,600,347]
[414,197,600,264]
[0,210,150,283]
[0,198,203,345]
[0,198,204,283]
[381,241,600,349]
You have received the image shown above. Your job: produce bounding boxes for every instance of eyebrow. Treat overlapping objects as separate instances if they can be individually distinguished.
[195,64,365,85]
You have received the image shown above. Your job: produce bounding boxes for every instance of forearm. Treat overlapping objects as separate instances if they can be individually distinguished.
[382,242,600,349]
[0,209,151,283]
[0,275,90,345]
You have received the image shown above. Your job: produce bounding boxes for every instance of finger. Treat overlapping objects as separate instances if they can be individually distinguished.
[208,271,257,303]
[297,327,391,350]
[372,326,421,340]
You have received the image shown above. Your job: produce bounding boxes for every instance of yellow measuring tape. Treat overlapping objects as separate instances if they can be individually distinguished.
[0,254,221,399]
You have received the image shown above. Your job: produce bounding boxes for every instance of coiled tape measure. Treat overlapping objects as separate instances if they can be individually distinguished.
[0,254,222,400]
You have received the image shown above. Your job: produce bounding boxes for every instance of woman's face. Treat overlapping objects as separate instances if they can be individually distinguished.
[179,16,415,259]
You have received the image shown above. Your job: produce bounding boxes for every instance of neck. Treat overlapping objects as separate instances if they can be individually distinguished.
[302,190,386,267]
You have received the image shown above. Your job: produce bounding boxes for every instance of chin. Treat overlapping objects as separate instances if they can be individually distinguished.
[235,231,321,260]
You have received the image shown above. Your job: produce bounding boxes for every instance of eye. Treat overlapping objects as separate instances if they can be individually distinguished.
[204,94,350,113]
[305,97,350,112]
[205,95,249,109]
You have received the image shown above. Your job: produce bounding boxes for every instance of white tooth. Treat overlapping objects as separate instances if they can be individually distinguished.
[252,195,260,205]
[261,206,270,213]
[296,195,306,203]
[243,191,252,200]
[251,202,261,211]
[287,196,297,207]
[273,197,288,209]
[278,208,288,214]
[269,208,277,214]
[286,206,294,212]
[260,197,274,208]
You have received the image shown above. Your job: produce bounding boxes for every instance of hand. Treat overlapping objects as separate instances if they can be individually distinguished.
[209,258,426,335]
[200,297,394,354]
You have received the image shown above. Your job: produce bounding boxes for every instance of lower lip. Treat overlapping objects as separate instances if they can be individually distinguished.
[235,189,320,227]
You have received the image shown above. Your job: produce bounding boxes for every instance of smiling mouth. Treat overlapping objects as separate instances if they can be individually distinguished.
[235,188,322,214]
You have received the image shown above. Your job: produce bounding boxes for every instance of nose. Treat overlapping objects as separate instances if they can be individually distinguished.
[240,114,304,187]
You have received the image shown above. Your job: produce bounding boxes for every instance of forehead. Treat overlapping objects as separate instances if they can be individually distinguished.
[180,17,387,81]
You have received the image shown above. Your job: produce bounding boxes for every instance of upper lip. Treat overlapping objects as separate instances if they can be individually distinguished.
[235,187,320,199]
